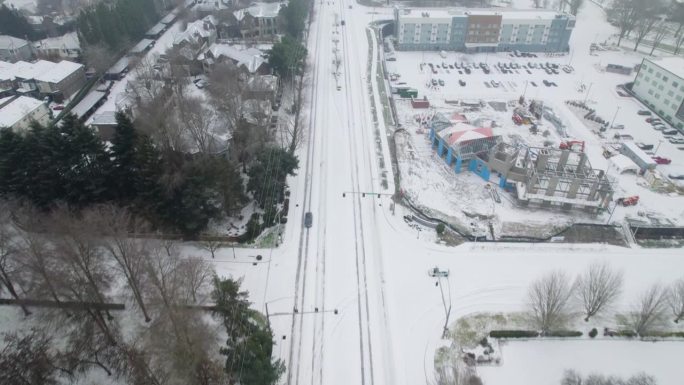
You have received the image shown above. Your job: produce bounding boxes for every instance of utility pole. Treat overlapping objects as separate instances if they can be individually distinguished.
[583,82,593,104]
[610,106,621,129]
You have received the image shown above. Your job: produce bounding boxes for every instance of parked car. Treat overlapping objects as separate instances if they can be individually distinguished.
[428,266,449,277]
[612,124,625,129]
[663,129,680,135]
[459,79,466,86]
[652,156,671,165]
[438,79,445,86]
[636,142,654,150]
[431,79,438,86]
[637,110,652,115]
[646,117,661,123]
[668,172,684,180]
[530,81,537,87]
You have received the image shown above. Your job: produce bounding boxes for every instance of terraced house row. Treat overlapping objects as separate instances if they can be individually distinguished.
[393,7,575,53]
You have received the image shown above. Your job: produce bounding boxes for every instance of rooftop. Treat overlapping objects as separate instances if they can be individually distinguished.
[0,35,30,50]
[234,2,285,21]
[397,7,573,21]
[0,96,45,128]
[146,23,166,36]
[34,60,84,83]
[204,43,266,73]
[646,56,684,80]
[12,60,55,80]
[34,32,81,51]
[174,15,217,45]
[130,39,155,54]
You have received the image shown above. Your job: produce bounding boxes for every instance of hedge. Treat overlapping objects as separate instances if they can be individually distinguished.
[641,331,684,338]
[545,330,583,337]
[489,330,539,338]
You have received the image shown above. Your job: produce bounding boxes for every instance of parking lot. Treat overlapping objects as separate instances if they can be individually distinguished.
[386,45,684,230]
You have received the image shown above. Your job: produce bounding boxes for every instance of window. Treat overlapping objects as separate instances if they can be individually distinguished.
[655,93,660,99]
[658,85,664,91]
[648,68,654,73]
[662,76,668,82]
[668,90,674,97]
[645,76,650,81]
[656,72,661,78]
[635,80,640,86]
[673,81,679,88]
[648,89,654,95]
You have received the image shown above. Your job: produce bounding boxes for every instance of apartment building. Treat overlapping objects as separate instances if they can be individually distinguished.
[394,8,575,53]
[632,57,684,131]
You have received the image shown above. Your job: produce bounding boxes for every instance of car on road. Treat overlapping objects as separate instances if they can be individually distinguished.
[304,212,313,228]
[428,266,449,277]
[431,79,438,86]
[637,110,652,115]
[438,79,445,86]
[459,79,466,86]
[652,156,671,165]
[530,81,537,87]
[668,172,684,180]
[464,67,471,74]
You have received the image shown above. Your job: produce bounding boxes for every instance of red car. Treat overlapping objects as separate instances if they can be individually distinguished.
[652,156,671,165]
[52,104,65,110]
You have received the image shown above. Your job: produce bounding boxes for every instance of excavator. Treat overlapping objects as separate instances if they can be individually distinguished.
[559,140,585,152]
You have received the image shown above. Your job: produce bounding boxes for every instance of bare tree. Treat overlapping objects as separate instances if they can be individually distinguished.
[91,205,153,322]
[610,0,640,47]
[560,369,582,385]
[82,43,117,75]
[0,329,60,385]
[180,257,214,304]
[648,19,669,55]
[177,95,219,154]
[0,202,30,316]
[199,239,223,259]
[575,261,623,322]
[674,29,684,55]
[568,0,584,15]
[668,278,684,323]
[625,284,668,336]
[527,270,574,333]
[633,14,661,52]
[207,63,247,131]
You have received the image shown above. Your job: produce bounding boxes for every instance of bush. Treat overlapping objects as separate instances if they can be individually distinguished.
[641,331,684,338]
[545,330,583,338]
[489,330,539,338]
[615,330,637,338]
[589,328,598,338]
[436,223,445,235]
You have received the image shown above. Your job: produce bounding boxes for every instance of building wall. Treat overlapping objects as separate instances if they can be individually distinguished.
[0,44,33,62]
[10,102,50,131]
[395,9,574,53]
[632,58,684,130]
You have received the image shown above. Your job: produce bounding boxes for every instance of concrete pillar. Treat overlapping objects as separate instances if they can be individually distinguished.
[528,174,539,194]
[437,140,444,156]
[558,150,570,169]
[455,156,462,173]
[446,148,453,165]
[567,179,580,199]
[588,179,599,200]
[536,153,548,172]
[546,177,559,196]
[576,152,587,173]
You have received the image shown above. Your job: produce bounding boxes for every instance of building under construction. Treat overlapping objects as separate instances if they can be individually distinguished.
[485,143,614,211]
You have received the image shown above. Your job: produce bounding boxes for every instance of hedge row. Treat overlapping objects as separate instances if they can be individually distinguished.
[489,330,539,338]
[641,331,684,338]
[545,330,583,337]
[489,330,583,338]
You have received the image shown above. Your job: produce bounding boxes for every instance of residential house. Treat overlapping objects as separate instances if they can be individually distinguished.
[244,74,278,103]
[201,43,268,74]
[34,32,81,60]
[0,35,33,62]
[34,60,86,101]
[12,60,55,95]
[0,96,50,131]
[233,2,285,39]
[173,15,218,60]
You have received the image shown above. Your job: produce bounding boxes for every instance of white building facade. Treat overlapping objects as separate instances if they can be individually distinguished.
[632,57,684,131]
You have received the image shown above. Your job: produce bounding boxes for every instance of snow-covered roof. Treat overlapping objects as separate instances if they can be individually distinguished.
[146,23,166,36]
[608,154,638,174]
[396,7,572,21]
[204,43,266,73]
[0,35,30,50]
[90,111,118,126]
[71,90,107,118]
[646,57,684,80]
[0,96,45,128]
[34,60,84,83]
[437,122,493,145]
[174,16,217,46]
[130,39,155,54]
[234,2,285,21]
[12,60,55,80]
[160,10,179,24]
[34,32,80,51]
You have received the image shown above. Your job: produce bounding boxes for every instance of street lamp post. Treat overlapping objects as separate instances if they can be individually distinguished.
[610,106,621,129]
[654,139,664,155]
[583,82,593,104]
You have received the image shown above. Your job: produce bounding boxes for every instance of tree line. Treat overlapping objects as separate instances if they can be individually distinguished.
[0,5,43,41]
[77,0,159,49]
[0,111,298,238]
[268,0,309,79]
[527,261,684,336]
[0,202,283,385]
[609,0,684,54]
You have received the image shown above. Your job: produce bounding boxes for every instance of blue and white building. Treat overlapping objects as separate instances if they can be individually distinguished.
[394,8,575,53]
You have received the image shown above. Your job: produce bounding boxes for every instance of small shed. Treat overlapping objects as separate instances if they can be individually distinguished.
[411,97,429,109]
[608,154,638,174]
[620,142,656,171]
[145,23,166,39]
[105,57,129,80]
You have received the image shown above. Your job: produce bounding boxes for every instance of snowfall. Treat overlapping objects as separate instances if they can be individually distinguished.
[3,0,684,385]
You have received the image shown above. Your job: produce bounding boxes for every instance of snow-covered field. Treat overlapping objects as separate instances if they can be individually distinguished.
[479,339,684,385]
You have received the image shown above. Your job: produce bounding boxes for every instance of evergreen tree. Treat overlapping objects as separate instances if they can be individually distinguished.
[0,5,39,40]
[111,112,138,201]
[247,147,299,207]
[267,37,307,79]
